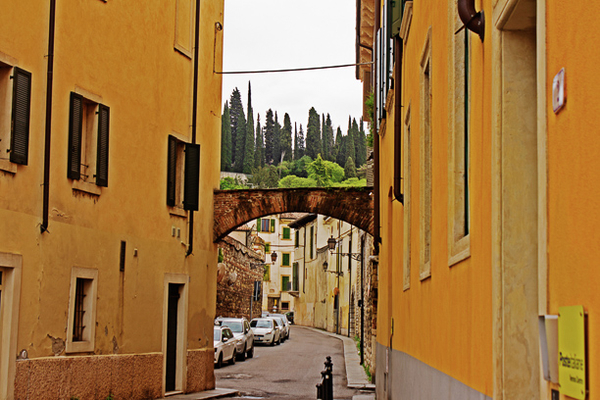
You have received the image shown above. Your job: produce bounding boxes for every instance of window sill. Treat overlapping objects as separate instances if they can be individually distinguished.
[65,340,94,353]
[72,180,101,196]
[0,160,17,174]
[169,207,188,218]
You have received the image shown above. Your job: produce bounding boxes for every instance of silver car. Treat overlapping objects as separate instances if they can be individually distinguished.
[214,326,237,368]
[250,318,280,346]
[216,317,254,360]
[268,313,291,341]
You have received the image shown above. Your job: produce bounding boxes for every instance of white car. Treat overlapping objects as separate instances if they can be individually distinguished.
[268,313,290,341]
[216,317,255,360]
[250,318,280,346]
[214,326,237,368]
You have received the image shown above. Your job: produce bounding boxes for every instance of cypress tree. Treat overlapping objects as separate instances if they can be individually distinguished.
[243,82,255,174]
[293,123,299,160]
[344,156,357,179]
[221,101,232,171]
[229,88,246,171]
[281,113,293,161]
[345,117,356,163]
[255,114,264,168]
[264,109,275,164]
[335,127,344,165]
[273,112,282,164]
[297,124,305,159]
[306,107,322,159]
[323,114,334,162]
[356,118,367,167]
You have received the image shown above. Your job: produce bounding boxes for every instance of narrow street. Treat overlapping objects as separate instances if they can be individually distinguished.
[215,326,364,399]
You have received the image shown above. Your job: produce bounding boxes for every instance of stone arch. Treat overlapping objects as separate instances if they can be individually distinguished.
[214,187,374,242]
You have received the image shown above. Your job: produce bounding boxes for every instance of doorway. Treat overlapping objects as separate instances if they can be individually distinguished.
[163,274,188,395]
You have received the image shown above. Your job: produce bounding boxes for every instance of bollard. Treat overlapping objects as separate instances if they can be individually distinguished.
[316,356,334,400]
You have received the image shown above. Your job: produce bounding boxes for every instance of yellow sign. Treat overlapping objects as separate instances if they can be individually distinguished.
[558,305,586,400]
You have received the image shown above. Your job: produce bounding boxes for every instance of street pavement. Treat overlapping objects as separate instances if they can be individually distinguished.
[160,326,374,400]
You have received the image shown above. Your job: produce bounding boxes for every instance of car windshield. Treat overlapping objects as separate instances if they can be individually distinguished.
[251,319,272,328]
[213,328,221,341]
[273,318,282,326]
[221,321,243,333]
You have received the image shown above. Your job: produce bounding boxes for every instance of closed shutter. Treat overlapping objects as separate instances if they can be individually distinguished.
[96,104,110,187]
[183,143,200,211]
[10,67,32,165]
[67,92,83,180]
[257,218,262,232]
[270,219,275,233]
[166,135,177,206]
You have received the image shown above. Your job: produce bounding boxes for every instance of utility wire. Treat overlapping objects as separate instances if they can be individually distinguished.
[215,61,374,75]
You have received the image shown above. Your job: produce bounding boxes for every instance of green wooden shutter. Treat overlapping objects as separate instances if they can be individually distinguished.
[281,276,290,292]
[10,67,31,165]
[183,143,200,211]
[283,227,290,240]
[96,104,110,187]
[166,135,177,206]
[270,219,275,233]
[67,92,83,180]
[257,218,262,232]
[282,253,290,266]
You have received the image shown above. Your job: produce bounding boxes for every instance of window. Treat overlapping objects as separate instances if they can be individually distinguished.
[0,62,31,169]
[265,243,271,253]
[67,91,110,187]
[270,219,276,233]
[166,134,200,211]
[281,276,290,292]
[309,226,314,259]
[282,253,290,267]
[263,264,270,281]
[282,226,291,240]
[292,262,299,291]
[419,28,432,281]
[448,2,471,266]
[295,230,299,248]
[66,267,98,353]
[257,218,272,232]
[281,302,289,311]
[403,104,412,290]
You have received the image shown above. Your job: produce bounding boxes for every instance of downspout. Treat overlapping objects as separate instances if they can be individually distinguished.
[348,226,352,338]
[457,0,485,42]
[373,0,381,254]
[41,0,56,234]
[303,225,306,294]
[186,0,201,256]
[393,36,404,203]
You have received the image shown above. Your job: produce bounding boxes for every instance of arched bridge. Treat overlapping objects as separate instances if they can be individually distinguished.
[214,187,374,242]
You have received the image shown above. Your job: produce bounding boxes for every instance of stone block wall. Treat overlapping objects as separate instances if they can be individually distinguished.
[216,237,264,320]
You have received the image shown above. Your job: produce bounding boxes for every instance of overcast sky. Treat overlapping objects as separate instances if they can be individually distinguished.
[221,0,364,135]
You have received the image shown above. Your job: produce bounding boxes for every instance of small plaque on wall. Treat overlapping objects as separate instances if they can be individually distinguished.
[558,305,586,399]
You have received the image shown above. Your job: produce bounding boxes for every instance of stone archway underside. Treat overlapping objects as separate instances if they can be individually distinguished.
[214,187,374,242]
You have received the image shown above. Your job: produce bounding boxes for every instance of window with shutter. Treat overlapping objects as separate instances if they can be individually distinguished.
[270,219,275,233]
[282,253,290,267]
[282,227,290,240]
[166,136,178,207]
[257,218,262,232]
[166,135,199,212]
[183,143,200,211]
[0,63,31,171]
[9,67,31,165]
[67,91,110,189]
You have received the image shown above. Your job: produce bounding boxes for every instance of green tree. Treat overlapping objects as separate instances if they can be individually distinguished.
[243,82,255,174]
[295,124,305,160]
[346,117,356,163]
[281,113,293,161]
[229,88,246,172]
[249,165,279,188]
[219,177,248,190]
[305,107,322,159]
[254,114,264,168]
[220,101,232,171]
[273,112,282,164]
[356,118,367,167]
[278,175,317,188]
[307,154,332,187]
[332,126,342,164]
[290,155,312,178]
[264,109,275,164]
[344,156,357,179]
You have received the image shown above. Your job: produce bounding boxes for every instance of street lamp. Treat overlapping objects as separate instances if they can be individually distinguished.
[270,251,277,263]
[327,236,362,261]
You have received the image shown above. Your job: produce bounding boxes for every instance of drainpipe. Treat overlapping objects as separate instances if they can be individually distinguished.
[393,36,403,203]
[457,0,485,42]
[41,0,56,234]
[373,0,381,254]
[186,0,201,256]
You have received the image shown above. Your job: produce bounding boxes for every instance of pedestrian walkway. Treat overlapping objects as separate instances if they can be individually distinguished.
[157,388,238,400]
[306,328,376,392]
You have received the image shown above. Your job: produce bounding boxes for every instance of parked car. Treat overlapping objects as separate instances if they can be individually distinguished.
[215,317,254,360]
[271,316,287,342]
[250,318,280,346]
[214,325,237,368]
[268,313,291,340]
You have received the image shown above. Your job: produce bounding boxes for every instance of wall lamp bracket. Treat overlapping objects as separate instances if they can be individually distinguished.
[457,0,485,42]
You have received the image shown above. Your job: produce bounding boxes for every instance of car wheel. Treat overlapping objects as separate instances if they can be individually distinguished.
[230,349,237,365]
[247,345,254,358]
[238,344,246,361]
[216,353,223,369]
[270,337,275,346]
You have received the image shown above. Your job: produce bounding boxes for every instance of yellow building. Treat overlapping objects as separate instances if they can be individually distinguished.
[359,0,600,399]
[0,0,223,398]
